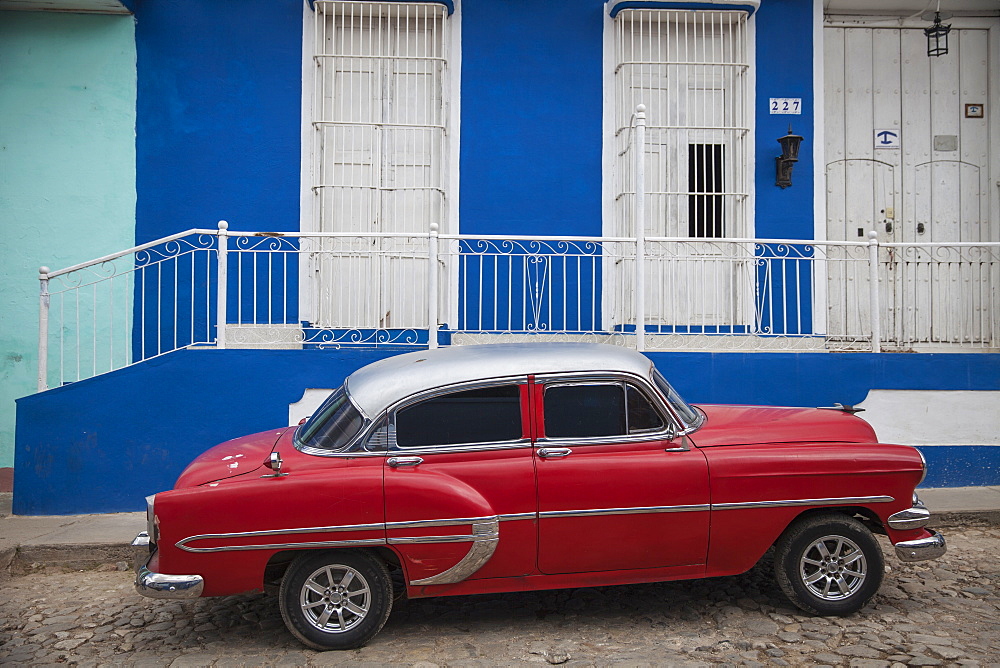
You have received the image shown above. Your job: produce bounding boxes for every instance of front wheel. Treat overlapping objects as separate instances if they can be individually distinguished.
[773,513,884,616]
[278,550,393,650]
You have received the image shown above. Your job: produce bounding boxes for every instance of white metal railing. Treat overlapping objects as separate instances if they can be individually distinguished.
[36,222,1000,389]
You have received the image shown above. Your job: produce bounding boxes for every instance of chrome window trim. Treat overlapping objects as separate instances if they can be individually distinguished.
[711,495,895,511]
[388,440,534,456]
[388,377,528,452]
[293,386,372,456]
[650,369,704,433]
[296,449,387,459]
[535,371,681,443]
[535,431,677,448]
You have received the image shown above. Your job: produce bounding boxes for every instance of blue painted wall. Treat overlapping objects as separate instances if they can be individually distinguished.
[753,0,815,239]
[133,0,303,242]
[15,348,1000,514]
[459,0,606,236]
[15,348,400,515]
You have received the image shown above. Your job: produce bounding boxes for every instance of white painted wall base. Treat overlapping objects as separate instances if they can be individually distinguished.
[857,390,1000,446]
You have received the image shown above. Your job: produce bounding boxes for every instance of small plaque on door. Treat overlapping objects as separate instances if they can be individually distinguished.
[874,129,900,149]
[933,135,958,152]
[965,103,984,119]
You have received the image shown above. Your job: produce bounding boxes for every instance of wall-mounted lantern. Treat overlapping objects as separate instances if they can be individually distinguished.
[922,8,952,57]
[775,125,804,189]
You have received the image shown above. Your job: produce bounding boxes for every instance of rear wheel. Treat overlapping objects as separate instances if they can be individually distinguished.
[774,513,884,616]
[278,550,392,650]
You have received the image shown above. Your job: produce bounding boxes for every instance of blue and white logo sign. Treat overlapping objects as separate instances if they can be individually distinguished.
[874,128,901,149]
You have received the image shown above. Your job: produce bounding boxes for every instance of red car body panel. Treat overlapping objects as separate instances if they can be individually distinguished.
[692,405,878,446]
[385,447,537,582]
[534,438,710,573]
[173,428,286,488]
[698,440,925,575]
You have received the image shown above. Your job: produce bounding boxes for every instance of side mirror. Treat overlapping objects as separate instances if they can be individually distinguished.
[263,451,288,477]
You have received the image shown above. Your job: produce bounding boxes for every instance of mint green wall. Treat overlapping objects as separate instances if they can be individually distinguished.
[0,12,136,469]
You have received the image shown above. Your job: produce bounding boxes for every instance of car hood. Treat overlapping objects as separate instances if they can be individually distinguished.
[690,404,877,447]
[174,427,292,488]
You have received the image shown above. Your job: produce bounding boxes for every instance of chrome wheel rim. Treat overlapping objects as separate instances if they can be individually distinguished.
[799,534,867,601]
[299,564,371,633]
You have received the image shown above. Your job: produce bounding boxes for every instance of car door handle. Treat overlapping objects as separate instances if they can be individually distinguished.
[537,447,572,459]
[387,456,423,468]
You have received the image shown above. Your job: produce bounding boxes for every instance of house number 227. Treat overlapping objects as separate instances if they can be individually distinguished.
[770,98,801,114]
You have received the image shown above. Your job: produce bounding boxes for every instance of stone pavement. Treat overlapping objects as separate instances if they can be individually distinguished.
[1,519,998,666]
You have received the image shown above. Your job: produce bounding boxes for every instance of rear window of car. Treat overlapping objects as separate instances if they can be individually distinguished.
[296,387,365,452]
[395,384,522,448]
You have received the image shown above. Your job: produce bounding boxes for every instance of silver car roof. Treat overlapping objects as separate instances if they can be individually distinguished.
[346,343,655,418]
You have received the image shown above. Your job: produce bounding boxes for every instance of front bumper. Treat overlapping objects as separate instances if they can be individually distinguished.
[893,530,947,563]
[132,532,205,599]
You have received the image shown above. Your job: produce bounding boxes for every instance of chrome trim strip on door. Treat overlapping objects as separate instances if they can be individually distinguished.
[176,522,385,551]
[711,495,895,510]
[179,537,388,554]
[538,504,710,519]
[386,515,496,530]
[389,533,488,545]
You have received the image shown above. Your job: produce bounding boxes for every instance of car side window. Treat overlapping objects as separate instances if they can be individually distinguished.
[394,384,522,448]
[544,382,666,439]
[627,384,665,433]
[544,384,626,438]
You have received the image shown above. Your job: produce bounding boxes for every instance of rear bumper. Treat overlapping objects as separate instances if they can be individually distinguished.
[133,532,204,599]
[893,530,947,563]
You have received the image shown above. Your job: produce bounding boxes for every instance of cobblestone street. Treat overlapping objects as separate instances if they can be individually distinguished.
[1,522,998,667]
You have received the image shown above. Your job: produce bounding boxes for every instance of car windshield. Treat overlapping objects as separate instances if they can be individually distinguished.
[651,369,703,429]
[295,386,365,452]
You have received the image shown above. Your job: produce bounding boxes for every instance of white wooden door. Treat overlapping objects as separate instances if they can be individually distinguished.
[824,23,997,346]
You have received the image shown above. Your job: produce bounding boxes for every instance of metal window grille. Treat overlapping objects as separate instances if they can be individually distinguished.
[613,9,750,239]
[311,1,449,328]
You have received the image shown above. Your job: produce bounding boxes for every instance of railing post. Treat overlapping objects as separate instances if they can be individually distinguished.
[37,266,50,391]
[216,220,229,349]
[867,230,881,353]
[428,222,440,349]
[634,104,647,352]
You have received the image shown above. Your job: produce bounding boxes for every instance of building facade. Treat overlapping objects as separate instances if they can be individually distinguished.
[6,0,1000,513]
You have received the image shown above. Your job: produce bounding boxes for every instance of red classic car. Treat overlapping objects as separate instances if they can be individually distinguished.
[133,343,945,650]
